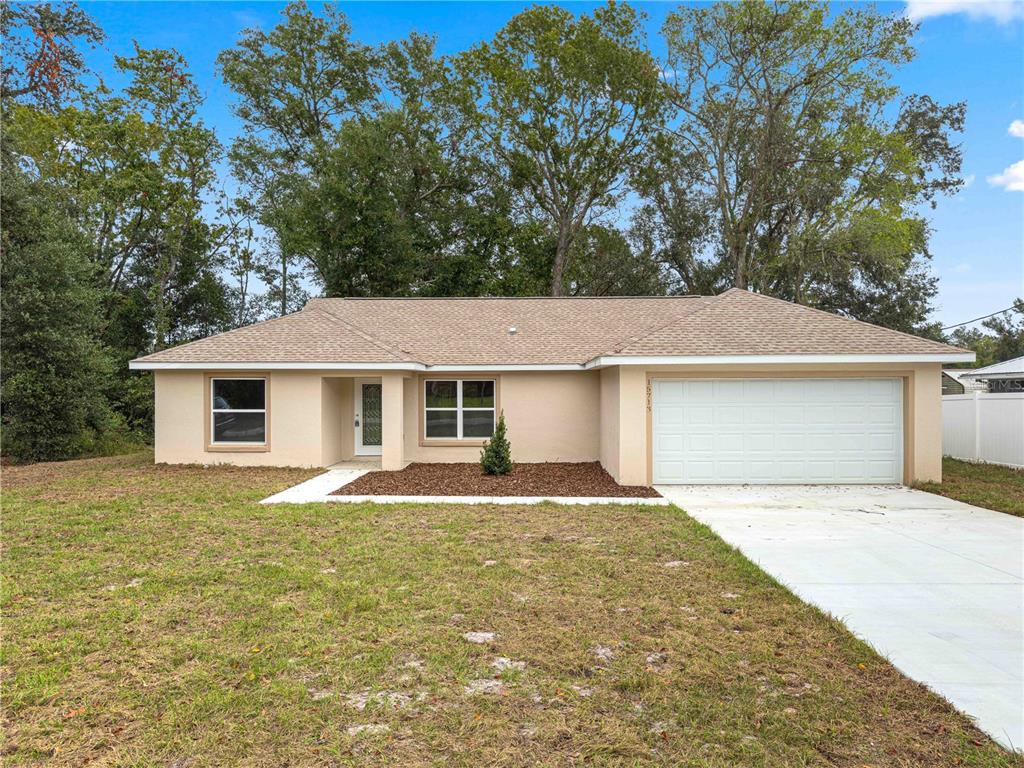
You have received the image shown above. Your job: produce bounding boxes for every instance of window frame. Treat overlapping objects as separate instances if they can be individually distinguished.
[421,378,497,444]
[205,374,271,452]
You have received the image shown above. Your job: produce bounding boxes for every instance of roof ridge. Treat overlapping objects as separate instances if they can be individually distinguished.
[725,288,969,354]
[313,295,705,301]
[132,306,314,362]
[309,301,422,363]
[596,295,721,358]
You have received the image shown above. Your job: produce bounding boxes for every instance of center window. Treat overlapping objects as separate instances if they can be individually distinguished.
[424,379,495,439]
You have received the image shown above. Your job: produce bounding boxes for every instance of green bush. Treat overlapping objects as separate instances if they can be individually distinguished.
[480,412,513,475]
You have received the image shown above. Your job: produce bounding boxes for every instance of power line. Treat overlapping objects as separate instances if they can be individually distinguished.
[942,305,1018,331]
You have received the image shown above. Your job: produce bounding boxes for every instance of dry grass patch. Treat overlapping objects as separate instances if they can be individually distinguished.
[1,453,1015,767]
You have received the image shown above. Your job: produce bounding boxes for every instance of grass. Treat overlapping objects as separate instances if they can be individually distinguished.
[2,453,1017,767]
[915,457,1024,518]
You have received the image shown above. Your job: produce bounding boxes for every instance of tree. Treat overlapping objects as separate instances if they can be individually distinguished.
[655,1,964,329]
[0,141,114,462]
[218,1,376,310]
[950,300,1024,368]
[276,35,483,297]
[457,2,666,295]
[565,225,668,296]
[480,412,513,475]
[10,44,230,352]
[0,2,103,107]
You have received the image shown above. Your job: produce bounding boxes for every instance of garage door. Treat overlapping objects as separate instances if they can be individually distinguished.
[652,378,902,484]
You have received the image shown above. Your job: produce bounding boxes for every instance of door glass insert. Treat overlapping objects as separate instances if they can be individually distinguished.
[362,384,382,446]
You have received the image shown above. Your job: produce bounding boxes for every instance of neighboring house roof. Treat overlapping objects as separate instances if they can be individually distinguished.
[960,355,1024,380]
[942,369,988,391]
[130,288,973,370]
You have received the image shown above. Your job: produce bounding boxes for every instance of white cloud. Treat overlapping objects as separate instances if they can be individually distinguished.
[905,0,1024,23]
[962,173,976,188]
[950,261,972,274]
[1009,120,1024,138]
[987,160,1024,191]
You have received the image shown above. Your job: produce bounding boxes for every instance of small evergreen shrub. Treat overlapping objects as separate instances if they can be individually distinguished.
[480,412,513,475]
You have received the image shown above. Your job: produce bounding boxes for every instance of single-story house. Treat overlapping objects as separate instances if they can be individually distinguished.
[957,355,1024,394]
[129,288,973,486]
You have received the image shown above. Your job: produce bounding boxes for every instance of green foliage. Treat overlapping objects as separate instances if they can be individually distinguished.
[949,300,1024,367]
[0,147,115,462]
[456,2,667,295]
[0,0,980,462]
[0,2,104,107]
[480,412,513,476]
[649,0,964,331]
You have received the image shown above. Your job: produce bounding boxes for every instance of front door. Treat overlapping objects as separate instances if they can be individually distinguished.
[354,379,383,456]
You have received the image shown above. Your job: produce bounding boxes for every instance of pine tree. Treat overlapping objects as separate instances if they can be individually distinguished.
[480,412,513,475]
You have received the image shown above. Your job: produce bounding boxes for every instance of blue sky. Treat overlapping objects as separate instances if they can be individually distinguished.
[79,1,1024,330]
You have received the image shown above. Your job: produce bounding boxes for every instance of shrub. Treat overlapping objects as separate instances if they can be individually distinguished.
[480,412,513,475]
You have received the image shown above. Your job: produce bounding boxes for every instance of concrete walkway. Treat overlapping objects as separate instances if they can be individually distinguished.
[261,469,668,506]
[656,484,1024,751]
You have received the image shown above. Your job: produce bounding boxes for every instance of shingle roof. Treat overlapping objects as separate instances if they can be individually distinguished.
[611,288,962,357]
[131,289,968,367]
[961,355,1024,378]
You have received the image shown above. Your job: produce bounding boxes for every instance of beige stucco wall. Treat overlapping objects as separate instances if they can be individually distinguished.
[599,367,620,479]
[153,362,943,483]
[154,370,324,467]
[403,371,601,463]
[320,377,348,466]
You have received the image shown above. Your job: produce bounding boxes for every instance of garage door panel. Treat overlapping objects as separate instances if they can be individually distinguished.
[687,406,714,425]
[652,378,902,485]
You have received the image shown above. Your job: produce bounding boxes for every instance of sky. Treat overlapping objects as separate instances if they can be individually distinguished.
[78,0,1024,331]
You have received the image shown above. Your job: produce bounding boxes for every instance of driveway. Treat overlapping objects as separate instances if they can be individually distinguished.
[656,485,1023,751]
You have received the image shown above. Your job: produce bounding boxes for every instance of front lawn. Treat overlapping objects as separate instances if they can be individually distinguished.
[1,453,1012,767]
[915,457,1024,518]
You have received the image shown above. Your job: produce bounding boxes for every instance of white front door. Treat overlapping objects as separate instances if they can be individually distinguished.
[354,379,383,456]
[651,378,903,484]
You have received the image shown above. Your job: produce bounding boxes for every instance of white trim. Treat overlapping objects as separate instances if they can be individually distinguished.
[585,353,975,368]
[131,352,975,371]
[354,378,383,456]
[422,364,581,371]
[131,361,423,371]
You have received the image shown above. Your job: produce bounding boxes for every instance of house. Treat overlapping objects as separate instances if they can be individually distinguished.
[129,288,973,485]
[957,355,1024,394]
[941,368,988,395]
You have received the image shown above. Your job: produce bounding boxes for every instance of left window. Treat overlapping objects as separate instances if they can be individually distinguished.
[211,378,266,445]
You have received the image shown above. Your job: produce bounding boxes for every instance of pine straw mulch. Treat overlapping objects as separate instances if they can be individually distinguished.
[332,461,661,498]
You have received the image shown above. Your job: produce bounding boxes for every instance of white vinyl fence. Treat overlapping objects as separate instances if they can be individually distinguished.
[942,392,1024,468]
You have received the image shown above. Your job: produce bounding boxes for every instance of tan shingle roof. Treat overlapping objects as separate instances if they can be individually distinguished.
[131,289,967,366]
[612,289,963,357]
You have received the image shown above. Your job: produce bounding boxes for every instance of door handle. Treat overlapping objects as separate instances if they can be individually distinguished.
[354,417,360,427]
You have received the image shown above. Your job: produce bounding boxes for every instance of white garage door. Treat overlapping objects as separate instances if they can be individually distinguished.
[652,378,903,484]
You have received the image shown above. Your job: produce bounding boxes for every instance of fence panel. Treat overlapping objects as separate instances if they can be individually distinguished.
[942,393,1024,469]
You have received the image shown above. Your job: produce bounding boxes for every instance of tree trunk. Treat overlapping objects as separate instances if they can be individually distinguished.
[731,240,747,289]
[550,222,573,297]
[280,252,288,316]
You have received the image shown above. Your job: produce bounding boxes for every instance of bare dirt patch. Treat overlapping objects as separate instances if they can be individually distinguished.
[332,461,661,497]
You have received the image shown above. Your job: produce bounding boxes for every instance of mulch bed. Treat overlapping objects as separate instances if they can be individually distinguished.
[331,462,661,498]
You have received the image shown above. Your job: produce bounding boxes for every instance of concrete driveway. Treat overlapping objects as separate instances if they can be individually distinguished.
[656,485,1023,751]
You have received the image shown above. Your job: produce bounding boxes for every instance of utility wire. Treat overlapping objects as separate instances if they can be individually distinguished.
[942,305,1018,331]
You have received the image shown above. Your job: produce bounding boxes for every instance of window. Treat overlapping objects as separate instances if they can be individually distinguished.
[211,378,266,444]
[424,379,495,439]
